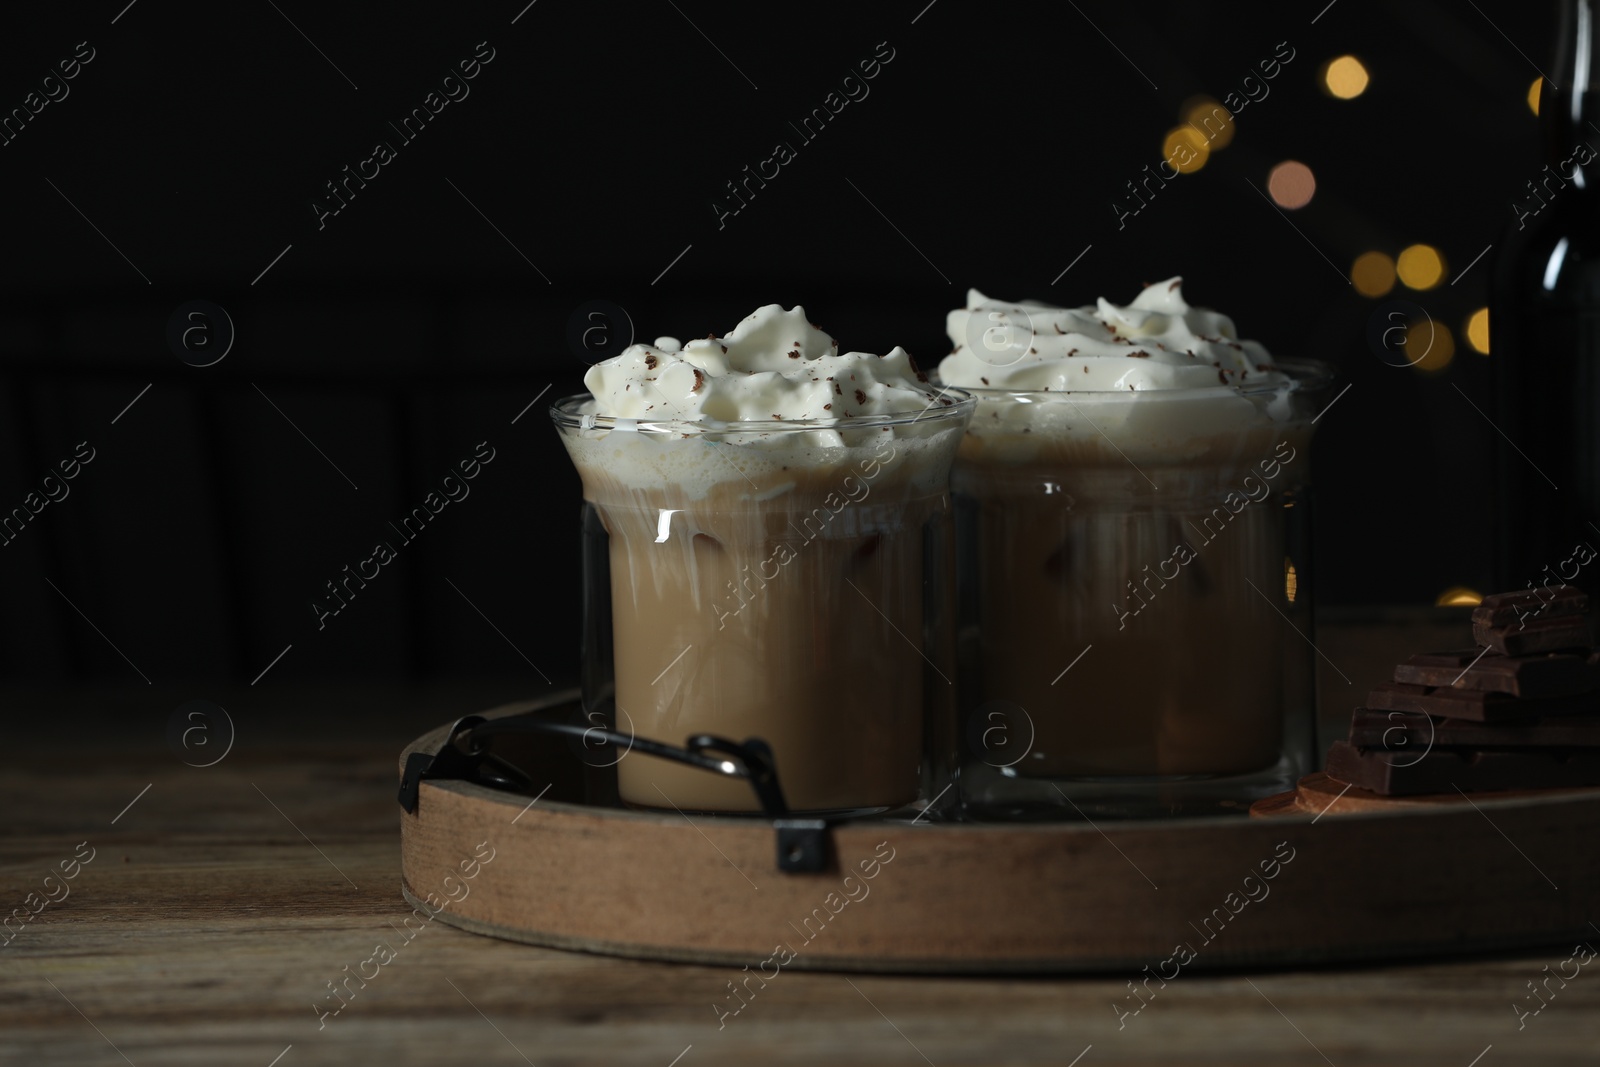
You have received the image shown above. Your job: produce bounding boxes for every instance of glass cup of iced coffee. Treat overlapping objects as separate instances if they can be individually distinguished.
[553,304,973,815]
[937,279,1332,817]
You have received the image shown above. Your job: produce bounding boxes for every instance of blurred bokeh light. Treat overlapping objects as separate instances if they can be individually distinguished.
[1323,56,1370,99]
[1351,251,1396,297]
[1163,125,1210,174]
[1267,160,1316,208]
[1397,244,1446,290]
[1466,307,1490,354]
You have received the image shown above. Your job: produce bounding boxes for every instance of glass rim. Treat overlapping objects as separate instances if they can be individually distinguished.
[931,356,1335,401]
[549,387,977,434]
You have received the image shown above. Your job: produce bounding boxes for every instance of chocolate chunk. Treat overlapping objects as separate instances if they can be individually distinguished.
[1349,707,1600,748]
[1326,739,1600,796]
[1367,680,1597,722]
[1472,586,1587,628]
[1472,611,1596,655]
[1393,649,1600,698]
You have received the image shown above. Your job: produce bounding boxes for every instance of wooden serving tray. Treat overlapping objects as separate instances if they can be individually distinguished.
[399,699,1600,973]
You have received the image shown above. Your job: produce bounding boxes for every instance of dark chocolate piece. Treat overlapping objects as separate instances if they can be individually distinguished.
[1349,707,1600,748]
[1325,740,1600,796]
[1472,586,1587,628]
[1473,612,1596,656]
[1393,650,1600,698]
[1367,681,1598,722]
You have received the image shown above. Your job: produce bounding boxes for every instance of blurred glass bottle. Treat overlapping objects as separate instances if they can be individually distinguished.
[1491,0,1600,595]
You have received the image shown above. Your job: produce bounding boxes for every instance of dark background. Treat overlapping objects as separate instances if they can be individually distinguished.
[0,0,1545,687]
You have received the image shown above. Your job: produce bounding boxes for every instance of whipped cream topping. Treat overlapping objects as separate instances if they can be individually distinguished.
[583,304,947,422]
[938,278,1288,393]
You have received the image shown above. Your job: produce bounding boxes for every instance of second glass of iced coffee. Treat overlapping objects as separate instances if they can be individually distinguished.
[938,279,1332,817]
[553,305,973,815]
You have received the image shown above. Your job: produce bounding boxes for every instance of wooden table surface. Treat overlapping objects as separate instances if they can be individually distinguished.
[5,617,1600,1066]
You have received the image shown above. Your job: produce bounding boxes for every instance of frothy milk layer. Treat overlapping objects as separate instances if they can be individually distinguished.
[939,278,1289,393]
[585,303,945,420]
[937,279,1309,466]
[560,423,965,502]
[568,303,967,497]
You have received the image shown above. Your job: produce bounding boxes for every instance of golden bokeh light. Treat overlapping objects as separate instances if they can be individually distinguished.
[1351,251,1396,297]
[1183,97,1235,149]
[1529,77,1542,116]
[1435,585,1484,607]
[1163,125,1210,175]
[1466,307,1490,354]
[1323,56,1370,99]
[1409,318,1455,372]
[1397,244,1447,290]
[1267,160,1316,209]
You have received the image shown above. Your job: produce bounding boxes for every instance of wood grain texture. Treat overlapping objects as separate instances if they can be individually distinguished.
[4,641,1600,1065]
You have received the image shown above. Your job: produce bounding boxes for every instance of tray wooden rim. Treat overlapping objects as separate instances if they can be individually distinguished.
[398,699,1600,973]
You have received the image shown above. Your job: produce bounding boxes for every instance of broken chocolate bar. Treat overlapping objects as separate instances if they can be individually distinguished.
[1473,612,1597,656]
[1349,707,1600,748]
[1472,585,1588,628]
[1325,739,1600,796]
[1393,650,1600,698]
[1367,680,1598,722]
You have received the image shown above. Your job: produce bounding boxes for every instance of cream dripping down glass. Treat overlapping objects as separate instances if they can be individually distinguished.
[553,304,973,814]
[937,279,1332,817]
